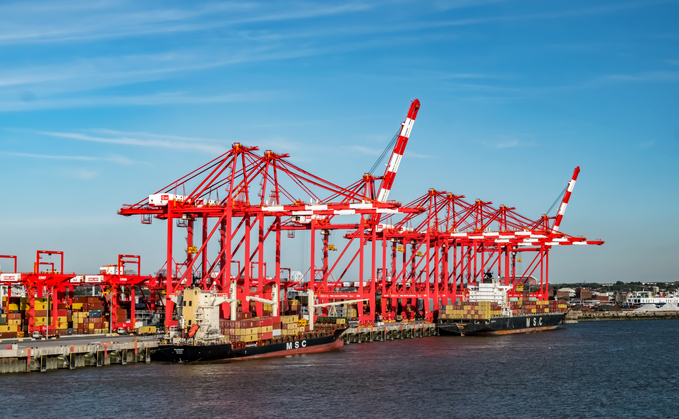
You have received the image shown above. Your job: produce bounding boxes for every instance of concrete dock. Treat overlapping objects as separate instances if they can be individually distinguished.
[565,309,679,323]
[0,323,439,373]
[0,335,158,373]
[341,322,438,344]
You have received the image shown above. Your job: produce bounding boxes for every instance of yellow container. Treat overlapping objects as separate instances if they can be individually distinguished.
[88,323,95,329]
[8,303,19,311]
[72,303,83,310]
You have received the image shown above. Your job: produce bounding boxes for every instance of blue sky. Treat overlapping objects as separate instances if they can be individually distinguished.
[1,0,677,283]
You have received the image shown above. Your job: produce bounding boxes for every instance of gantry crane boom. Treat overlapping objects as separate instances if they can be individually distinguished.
[376,99,420,203]
[552,166,580,232]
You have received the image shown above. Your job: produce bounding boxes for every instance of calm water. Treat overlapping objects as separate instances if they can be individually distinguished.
[1,319,678,418]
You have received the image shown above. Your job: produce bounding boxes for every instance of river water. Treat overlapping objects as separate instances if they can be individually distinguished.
[1,319,677,418]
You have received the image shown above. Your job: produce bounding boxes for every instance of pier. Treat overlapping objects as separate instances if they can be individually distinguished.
[0,335,158,373]
[341,322,438,344]
[564,309,679,323]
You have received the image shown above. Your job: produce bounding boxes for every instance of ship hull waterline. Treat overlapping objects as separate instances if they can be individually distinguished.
[438,313,566,336]
[152,329,345,363]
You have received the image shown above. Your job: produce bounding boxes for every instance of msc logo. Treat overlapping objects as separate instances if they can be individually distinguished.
[526,317,544,327]
[286,340,307,350]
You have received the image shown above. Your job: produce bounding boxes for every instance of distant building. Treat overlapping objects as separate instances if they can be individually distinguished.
[557,288,576,298]
[594,294,610,303]
[614,291,628,304]
[576,288,592,300]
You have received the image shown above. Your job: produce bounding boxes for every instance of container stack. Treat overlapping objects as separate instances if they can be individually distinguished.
[283,299,300,316]
[71,296,109,334]
[280,315,299,336]
[1,297,72,337]
[0,297,22,338]
[438,301,502,320]
[346,304,358,319]
[114,308,127,324]
[219,316,277,343]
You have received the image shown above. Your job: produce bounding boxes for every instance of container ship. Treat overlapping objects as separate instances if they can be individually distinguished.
[152,287,346,363]
[437,278,568,336]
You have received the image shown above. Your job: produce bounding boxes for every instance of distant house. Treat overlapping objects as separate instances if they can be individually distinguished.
[614,291,628,304]
[593,294,610,303]
[557,288,576,298]
[576,287,592,300]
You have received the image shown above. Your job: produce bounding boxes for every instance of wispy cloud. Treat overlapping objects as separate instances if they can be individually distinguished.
[0,1,369,46]
[433,0,513,11]
[1,150,134,165]
[599,70,679,83]
[343,145,384,156]
[0,90,276,112]
[479,137,538,149]
[37,129,229,155]
[66,169,99,179]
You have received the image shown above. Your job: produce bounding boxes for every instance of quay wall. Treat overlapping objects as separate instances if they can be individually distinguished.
[565,310,679,323]
[342,322,437,344]
[0,340,157,374]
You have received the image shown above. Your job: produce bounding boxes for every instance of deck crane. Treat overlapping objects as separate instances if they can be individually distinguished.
[375,99,421,203]
[552,166,580,232]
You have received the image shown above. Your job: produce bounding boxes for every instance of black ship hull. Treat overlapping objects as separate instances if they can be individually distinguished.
[438,313,566,336]
[152,328,346,363]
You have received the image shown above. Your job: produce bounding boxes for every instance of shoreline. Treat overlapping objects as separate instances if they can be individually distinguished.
[565,310,679,323]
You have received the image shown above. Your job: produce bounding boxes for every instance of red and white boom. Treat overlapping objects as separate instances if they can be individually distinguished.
[376,99,420,203]
[552,166,580,232]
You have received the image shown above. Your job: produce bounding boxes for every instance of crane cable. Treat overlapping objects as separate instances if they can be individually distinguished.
[545,186,567,217]
[368,128,400,176]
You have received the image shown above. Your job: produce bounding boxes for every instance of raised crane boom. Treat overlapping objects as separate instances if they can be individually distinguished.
[376,99,421,203]
[552,166,580,232]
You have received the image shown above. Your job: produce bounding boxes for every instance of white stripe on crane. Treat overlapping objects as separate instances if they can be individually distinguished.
[349,203,374,209]
[400,118,414,137]
[557,202,567,216]
[567,180,576,193]
[376,189,389,202]
[262,206,284,212]
[334,210,356,215]
[306,204,328,211]
[386,153,403,173]
[292,210,313,216]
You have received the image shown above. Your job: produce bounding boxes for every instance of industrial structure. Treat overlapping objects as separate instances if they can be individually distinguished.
[0,99,603,337]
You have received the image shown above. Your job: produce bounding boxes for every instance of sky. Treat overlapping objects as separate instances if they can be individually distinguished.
[0,0,677,284]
